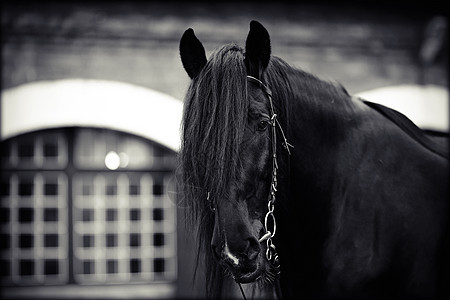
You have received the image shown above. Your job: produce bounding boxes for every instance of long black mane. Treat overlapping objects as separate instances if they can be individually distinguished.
[179,44,249,296]
[177,41,293,295]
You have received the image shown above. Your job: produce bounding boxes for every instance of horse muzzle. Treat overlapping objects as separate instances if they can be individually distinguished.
[212,238,264,283]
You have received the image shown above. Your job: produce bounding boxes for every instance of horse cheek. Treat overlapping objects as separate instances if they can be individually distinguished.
[247,136,271,219]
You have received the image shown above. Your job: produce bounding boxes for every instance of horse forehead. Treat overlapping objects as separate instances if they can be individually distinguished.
[248,90,269,115]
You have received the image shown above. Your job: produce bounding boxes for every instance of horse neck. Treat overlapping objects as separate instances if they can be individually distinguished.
[269,71,370,286]
[278,72,361,192]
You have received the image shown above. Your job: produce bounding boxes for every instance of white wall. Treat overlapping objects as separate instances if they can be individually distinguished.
[357,84,448,132]
[1,79,183,152]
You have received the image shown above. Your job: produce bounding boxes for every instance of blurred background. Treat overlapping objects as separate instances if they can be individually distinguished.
[1,1,448,299]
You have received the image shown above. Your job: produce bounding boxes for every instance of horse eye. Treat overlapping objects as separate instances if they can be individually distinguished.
[257,120,269,131]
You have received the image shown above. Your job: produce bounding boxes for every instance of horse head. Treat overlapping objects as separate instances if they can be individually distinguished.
[179,21,281,286]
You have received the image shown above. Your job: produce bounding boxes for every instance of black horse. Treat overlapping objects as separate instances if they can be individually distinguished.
[179,20,449,299]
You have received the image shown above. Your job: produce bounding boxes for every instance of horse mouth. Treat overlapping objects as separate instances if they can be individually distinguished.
[227,253,279,284]
[233,266,264,283]
[225,257,266,284]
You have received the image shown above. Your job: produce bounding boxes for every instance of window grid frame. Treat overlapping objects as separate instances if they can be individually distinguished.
[1,171,70,286]
[1,128,177,287]
[72,172,177,284]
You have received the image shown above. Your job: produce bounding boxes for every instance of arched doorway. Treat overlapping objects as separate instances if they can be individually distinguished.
[0,80,195,299]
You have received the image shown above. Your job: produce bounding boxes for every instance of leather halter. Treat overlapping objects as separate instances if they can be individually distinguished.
[247,75,292,276]
[207,76,293,299]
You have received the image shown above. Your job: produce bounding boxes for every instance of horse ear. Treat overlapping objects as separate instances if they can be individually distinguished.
[245,20,271,79]
[180,28,207,79]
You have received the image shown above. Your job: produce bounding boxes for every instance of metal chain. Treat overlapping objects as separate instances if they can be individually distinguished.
[259,126,281,275]
[232,77,293,300]
[254,84,288,277]
[233,76,292,300]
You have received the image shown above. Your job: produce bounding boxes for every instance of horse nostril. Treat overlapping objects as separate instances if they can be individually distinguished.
[246,237,260,261]
[212,238,260,263]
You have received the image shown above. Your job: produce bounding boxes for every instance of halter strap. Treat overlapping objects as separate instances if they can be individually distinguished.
[247,76,273,97]
[247,76,293,154]
[249,77,293,247]
[208,76,292,299]
[245,75,290,299]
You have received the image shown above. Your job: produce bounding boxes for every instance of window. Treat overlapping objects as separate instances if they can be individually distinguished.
[0,128,177,287]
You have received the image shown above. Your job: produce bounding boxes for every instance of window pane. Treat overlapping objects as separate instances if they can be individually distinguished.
[0,234,10,250]
[106,234,117,248]
[19,259,34,276]
[18,208,34,223]
[153,183,163,196]
[0,208,9,224]
[44,234,58,248]
[106,209,117,222]
[129,209,140,221]
[82,183,92,196]
[19,234,33,248]
[105,184,117,196]
[44,183,58,196]
[44,259,59,275]
[82,209,94,222]
[0,181,10,196]
[1,260,10,277]
[44,208,58,222]
[107,260,118,274]
[153,233,164,247]
[129,184,140,195]
[18,143,34,158]
[83,260,94,274]
[153,258,165,273]
[153,208,163,221]
[43,143,58,157]
[130,259,140,273]
[129,234,140,247]
[83,235,94,248]
[18,181,33,196]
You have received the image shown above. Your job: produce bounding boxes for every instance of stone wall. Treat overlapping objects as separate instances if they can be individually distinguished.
[2,1,447,101]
